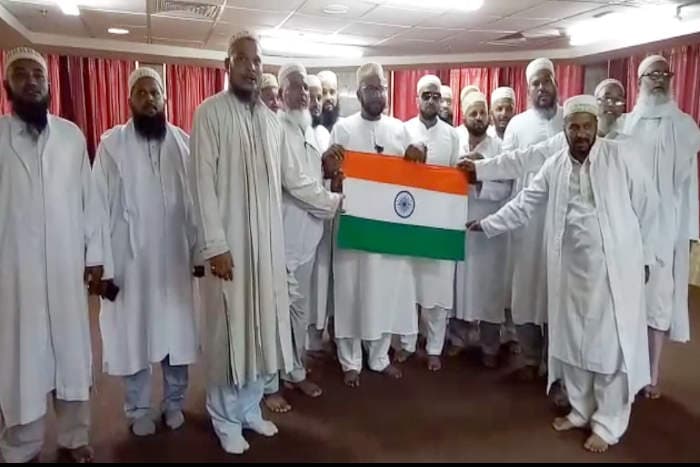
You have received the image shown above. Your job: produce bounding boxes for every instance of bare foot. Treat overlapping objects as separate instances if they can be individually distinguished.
[344,370,360,388]
[446,345,463,357]
[395,349,412,363]
[427,355,442,372]
[643,384,661,400]
[482,353,499,369]
[380,364,403,379]
[512,365,538,383]
[584,433,609,453]
[552,417,577,432]
[263,392,292,413]
[62,445,95,463]
[285,379,323,398]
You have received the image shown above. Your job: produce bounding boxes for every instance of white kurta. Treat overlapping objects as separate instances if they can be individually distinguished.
[94,120,199,376]
[453,129,511,323]
[190,92,341,388]
[404,117,460,310]
[331,112,418,339]
[481,139,657,401]
[280,114,327,271]
[0,114,101,427]
[500,106,564,325]
[623,101,700,342]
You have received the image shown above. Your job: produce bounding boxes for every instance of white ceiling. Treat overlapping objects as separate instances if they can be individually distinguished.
[0,0,698,67]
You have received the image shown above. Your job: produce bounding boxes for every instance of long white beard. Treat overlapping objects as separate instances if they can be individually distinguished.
[287,108,312,130]
[637,87,671,108]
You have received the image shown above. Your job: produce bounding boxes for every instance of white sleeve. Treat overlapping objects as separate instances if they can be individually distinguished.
[90,143,118,278]
[480,161,551,238]
[476,132,566,181]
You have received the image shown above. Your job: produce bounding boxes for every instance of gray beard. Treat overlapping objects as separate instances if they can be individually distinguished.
[638,90,671,107]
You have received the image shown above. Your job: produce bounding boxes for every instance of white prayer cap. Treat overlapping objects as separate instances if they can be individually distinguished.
[563,95,598,118]
[128,67,164,93]
[318,70,338,89]
[227,30,260,57]
[260,73,278,90]
[441,85,453,100]
[4,47,47,76]
[277,62,307,89]
[594,78,624,97]
[306,74,322,90]
[416,74,441,96]
[356,62,387,87]
[461,91,488,115]
[526,57,555,83]
[459,85,480,104]
[637,54,668,78]
[491,86,516,106]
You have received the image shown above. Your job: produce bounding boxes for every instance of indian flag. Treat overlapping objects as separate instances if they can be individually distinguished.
[337,151,469,261]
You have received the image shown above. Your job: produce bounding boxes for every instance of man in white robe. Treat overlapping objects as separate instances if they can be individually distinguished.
[327,62,426,387]
[262,63,340,413]
[0,47,101,463]
[623,55,700,399]
[93,67,199,437]
[487,86,516,140]
[190,32,341,455]
[450,91,511,368]
[401,75,460,371]
[499,57,563,382]
[307,74,331,152]
[439,84,454,125]
[260,73,281,114]
[470,95,656,453]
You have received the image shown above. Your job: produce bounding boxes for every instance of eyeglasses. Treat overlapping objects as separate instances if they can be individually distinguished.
[596,97,625,106]
[420,92,442,102]
[641,71,675,81]
[360,84,388,95]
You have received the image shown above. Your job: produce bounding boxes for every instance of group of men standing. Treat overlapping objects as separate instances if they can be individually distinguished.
[0,30,698,462]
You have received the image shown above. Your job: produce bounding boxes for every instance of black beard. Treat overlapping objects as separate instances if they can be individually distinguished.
[231,83,255,104]
[321,102,340,131]
[5,84,50,133]
[312,114,322,127]
[133,111,167,140]
[467,124,487,137]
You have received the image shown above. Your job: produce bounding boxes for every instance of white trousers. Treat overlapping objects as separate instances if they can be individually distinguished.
[124,356,189,420]
[0,395,90,463]
[206,380,265,453]
[561,362,631,445]
[284,259,315,384]
[397,307,449,356]
[337,334,391,373]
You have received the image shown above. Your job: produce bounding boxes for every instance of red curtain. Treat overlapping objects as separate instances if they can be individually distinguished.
[608,44,700,122]
[166,64,226,133]
[0,50,61,116]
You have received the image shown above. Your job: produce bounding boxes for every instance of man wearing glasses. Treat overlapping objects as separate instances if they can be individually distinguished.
[401,75,460,371]
[623,55,700,400]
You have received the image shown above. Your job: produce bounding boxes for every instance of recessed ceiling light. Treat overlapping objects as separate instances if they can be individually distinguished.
[108,27,130,35]
[56,0,79,16]
[322,4,349,15]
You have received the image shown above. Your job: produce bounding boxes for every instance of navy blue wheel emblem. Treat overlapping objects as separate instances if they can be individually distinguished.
[394,190,415,219]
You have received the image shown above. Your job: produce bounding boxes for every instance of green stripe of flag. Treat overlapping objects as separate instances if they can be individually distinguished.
[337,215,465,261]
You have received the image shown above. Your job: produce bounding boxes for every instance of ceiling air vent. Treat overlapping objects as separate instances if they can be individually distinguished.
[150,0,221,20]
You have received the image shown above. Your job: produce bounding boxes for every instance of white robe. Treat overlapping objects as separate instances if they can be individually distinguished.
[330,112,418,339]
[453,128,511,323]
[500,106,564,325]
[0,114,101,427]
[623,101,700,342]
[190,92,340,388]
[280,114,328,271]
[404,117,460,310]
[93,120,199,376]
[482,139,657,401]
